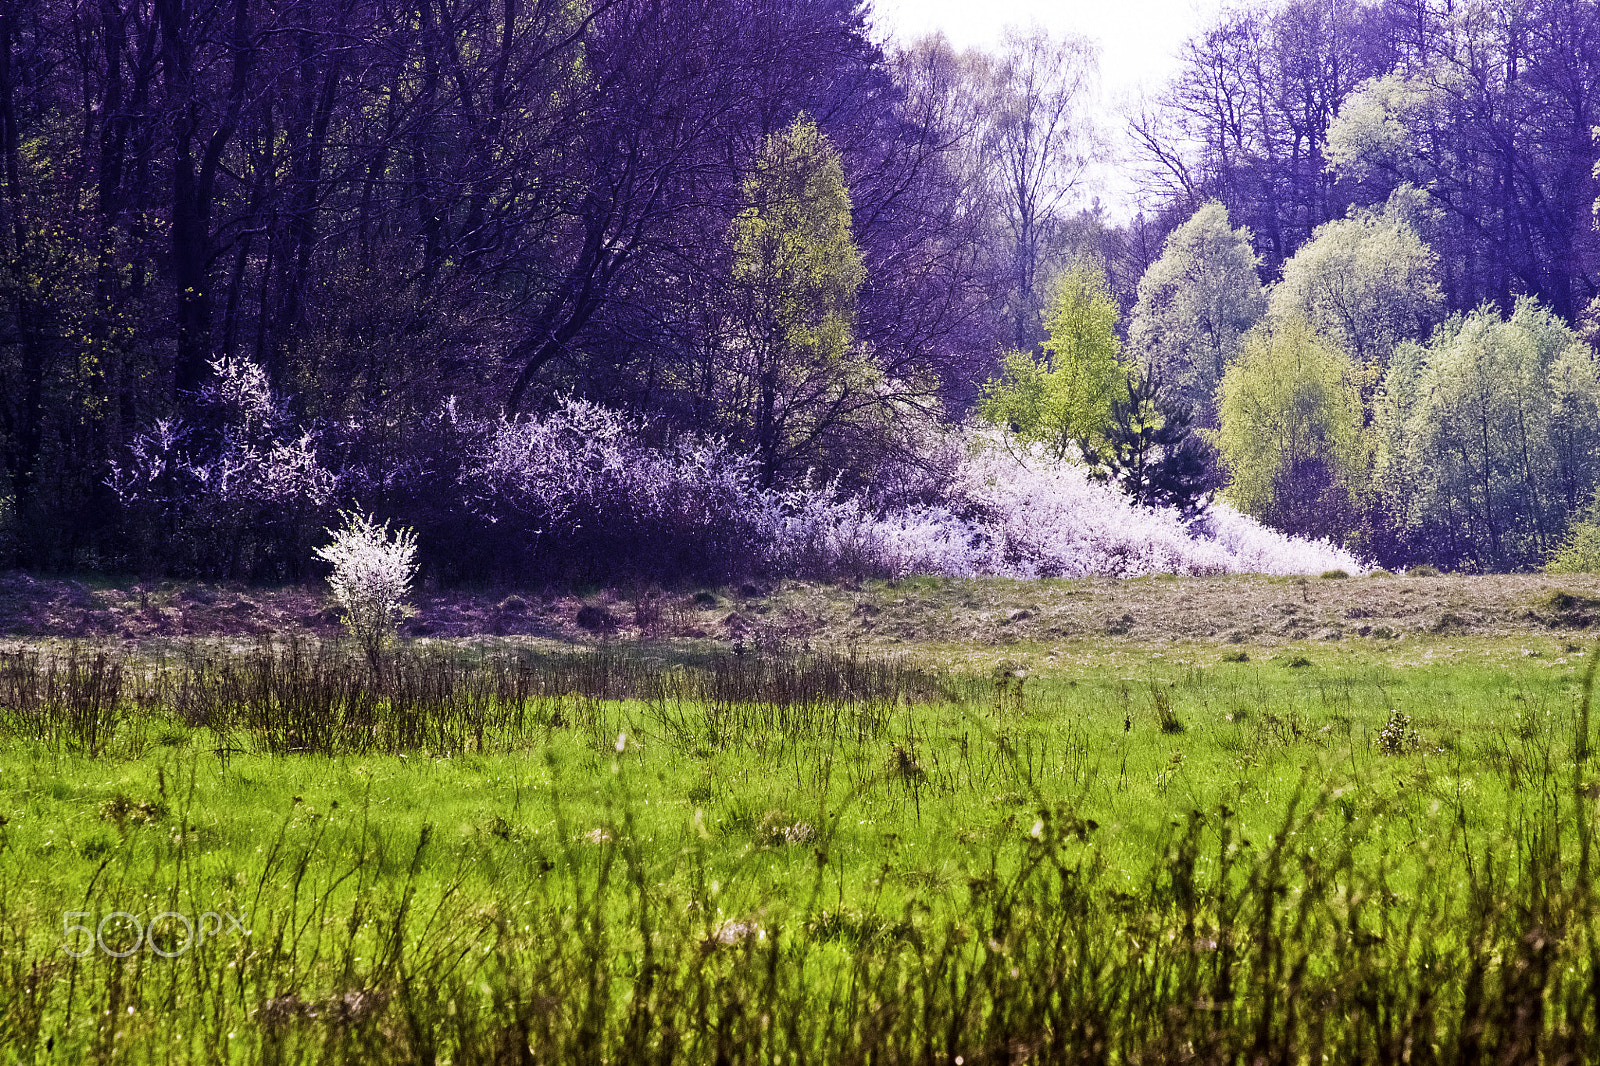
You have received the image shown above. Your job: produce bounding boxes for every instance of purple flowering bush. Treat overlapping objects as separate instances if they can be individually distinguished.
[452,398,784,582]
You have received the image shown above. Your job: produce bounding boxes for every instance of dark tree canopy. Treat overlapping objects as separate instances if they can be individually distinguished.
[0,0,1012,569]
[1078,372,1222,522]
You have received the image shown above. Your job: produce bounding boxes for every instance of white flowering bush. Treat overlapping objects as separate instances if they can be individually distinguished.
[781,433,1365,579]
[454,410,1363,581]
[112,384,1362,583]
[1194,503,1365,576]
[194,354,281,431]
[108,356,337,577]
[314,512,418,666]
[458,397,782,580]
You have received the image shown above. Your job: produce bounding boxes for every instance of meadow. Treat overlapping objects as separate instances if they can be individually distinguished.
[5,574,1600,1063]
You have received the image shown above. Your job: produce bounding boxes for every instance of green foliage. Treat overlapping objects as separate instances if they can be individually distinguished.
[1546,521,1600,574]
[1128,201,1265,425]
[1216,318,1367,539]
[980,259,1126,460]
[1269,214,1443,376]
[731,116,864,369]
[1325,74,1449,186]
[728,115,875,485]
[1546,487,1600,574]
[1371,340,1428,498]
[1387,299,1594,569]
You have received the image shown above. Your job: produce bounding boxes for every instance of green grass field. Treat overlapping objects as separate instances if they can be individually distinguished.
[5,582,1600,1063]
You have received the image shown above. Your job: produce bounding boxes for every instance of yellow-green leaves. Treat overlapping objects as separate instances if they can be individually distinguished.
[1269,214,1442,374]
[731,115,864,372]
[726,115,873,485]
[1396,300,1580,567]
[980,259,1126,461]
[1216,317,1366,538]
[1129,200,1264,426]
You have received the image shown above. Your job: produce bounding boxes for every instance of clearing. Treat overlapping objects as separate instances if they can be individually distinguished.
[4,571,1600,1062]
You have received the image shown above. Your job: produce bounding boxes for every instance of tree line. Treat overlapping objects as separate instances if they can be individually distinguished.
[0,0,1024,571]
[1,0,1598,578]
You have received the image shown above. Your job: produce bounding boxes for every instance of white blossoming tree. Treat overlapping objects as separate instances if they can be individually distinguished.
[314,512,418,670]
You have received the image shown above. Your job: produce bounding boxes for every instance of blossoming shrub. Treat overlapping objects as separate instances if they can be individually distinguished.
[787,439,1365,579]
[314,512,418,666]
[108,357,337,578]
[456,398,782,582]
[1196,504,1366,576]
[112,385,1361,583]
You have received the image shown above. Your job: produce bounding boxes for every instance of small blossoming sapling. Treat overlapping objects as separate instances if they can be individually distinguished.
[314,512,418,670]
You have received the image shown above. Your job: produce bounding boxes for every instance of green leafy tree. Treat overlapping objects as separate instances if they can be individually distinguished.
[1368,339,1430,560]
[1269,214,1443,384]
[1128,201,1265,426]
[1395,299,1590,569]
[1547,489,1600,574]
[1216,318,1367,540]
[1325,74,1448,188]
[1546,520,1600,574]
[728,115,872,487]
[1549,339,1600,515]
[980,259,1125,460]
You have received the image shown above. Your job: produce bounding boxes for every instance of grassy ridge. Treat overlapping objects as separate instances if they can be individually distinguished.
[2,633,1600,1062]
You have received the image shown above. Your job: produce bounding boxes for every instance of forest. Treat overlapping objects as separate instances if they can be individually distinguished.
[1,0,1598,581]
